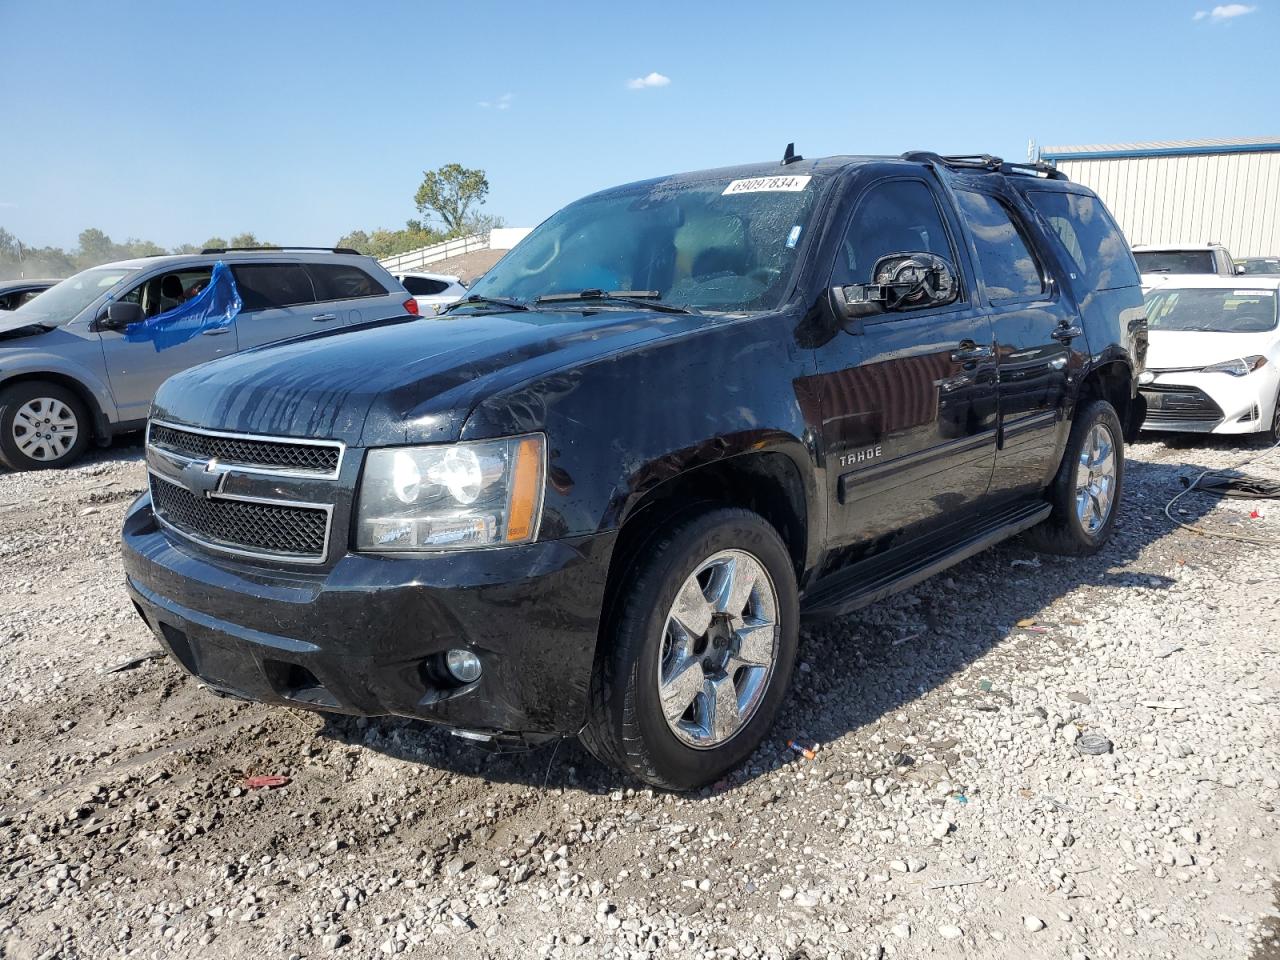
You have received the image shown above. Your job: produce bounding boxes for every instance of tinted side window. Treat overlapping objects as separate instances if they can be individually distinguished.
[832,179,958,290]
[1028,191,1140,292]
[232,264,316,311]
[955,190,1045,301]
[401,276,448,296]
[308,264,387,302]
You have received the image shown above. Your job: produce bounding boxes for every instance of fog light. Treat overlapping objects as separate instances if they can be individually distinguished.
[444,649,482,684]
[1138,370,1156,385]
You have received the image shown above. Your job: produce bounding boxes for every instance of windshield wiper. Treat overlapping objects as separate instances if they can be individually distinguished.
[535,289,698,315]
[443,294,530,313]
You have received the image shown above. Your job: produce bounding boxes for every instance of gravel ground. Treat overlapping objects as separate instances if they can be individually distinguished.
[1,434,1278,960]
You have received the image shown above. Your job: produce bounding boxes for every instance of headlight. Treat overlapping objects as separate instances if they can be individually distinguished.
[356,434,545,552]
[1201,356,1267,377]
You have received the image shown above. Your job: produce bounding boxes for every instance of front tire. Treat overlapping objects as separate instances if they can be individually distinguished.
[1024,399,1124,556]
[0,381,91,471]
[581,508,799,790]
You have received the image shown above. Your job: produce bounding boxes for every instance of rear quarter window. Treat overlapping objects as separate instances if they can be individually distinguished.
[308,263,388,301]
[1026,190,1140,292]
[401,276,449,296]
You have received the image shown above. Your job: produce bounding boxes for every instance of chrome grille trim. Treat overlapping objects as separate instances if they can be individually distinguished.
[148,471,334,565]
[146,419,345,479]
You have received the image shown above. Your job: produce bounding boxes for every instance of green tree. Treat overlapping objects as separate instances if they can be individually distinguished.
[76,228,115,266]
[414,164,490,235]
[228,232,273,249]
[200,236,228,251]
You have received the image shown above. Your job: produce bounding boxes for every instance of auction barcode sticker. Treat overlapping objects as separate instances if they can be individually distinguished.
[722,175,812,195]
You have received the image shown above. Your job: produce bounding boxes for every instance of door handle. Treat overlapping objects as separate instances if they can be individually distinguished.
[1051,324,1084,343]
[951,340,994,362]
[201,327,232,336]
[312,313,337,322]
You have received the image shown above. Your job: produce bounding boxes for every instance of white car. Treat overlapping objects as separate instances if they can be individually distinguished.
[1134,243,1240,291]
[1139,276,1280,441]
[393,272,467,316]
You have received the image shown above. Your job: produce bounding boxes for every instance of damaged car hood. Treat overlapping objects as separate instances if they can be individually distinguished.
[151,310,706,446]
[0,311,55,341]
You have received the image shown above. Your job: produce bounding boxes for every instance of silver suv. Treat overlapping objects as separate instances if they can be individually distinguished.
[0,248,415,470]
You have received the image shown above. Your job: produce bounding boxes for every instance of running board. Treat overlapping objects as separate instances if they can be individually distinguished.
[800,500,1052,621]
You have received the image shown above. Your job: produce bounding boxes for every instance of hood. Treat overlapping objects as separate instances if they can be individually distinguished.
[153,309,705,446]
[0,312,54,341]
[1146,328,1278,370]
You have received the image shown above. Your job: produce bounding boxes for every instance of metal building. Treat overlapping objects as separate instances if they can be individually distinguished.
[1040,137,1280,258]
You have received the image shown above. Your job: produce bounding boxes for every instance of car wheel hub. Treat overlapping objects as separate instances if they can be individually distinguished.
[657,549,779,749]
[1074,422,1117,535]
[12,398,78,462]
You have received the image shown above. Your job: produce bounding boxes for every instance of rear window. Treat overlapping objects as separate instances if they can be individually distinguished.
[401,276,449,296]
[1026,190,1140,292]
[307,263,387,301]
[1132,249,1214,275]
[231,264,316,311]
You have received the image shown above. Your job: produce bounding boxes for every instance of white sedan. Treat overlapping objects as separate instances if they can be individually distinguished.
[1139,276,1280,442]
[393,272,467,316]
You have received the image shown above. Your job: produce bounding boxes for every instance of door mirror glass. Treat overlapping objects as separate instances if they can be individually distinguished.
[833,252,959,320]
[102,301,144,329]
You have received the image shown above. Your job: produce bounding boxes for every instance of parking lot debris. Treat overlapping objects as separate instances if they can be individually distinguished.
[787,739,818,760]
[1011,558,1041,568]
[101,649,165,674]
[242,774,290,789]
[1154,642,1184,659]
[1075,733,1113,756]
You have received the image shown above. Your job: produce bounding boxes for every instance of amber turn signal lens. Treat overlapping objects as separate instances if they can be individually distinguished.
[505,435,544,542]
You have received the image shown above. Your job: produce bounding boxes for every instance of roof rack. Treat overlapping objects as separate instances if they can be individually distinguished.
[900,151,1069,181]
[200,246,362,255]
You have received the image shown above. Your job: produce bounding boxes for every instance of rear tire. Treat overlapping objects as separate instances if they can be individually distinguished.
[0,381,91,471]
[581,507,799,790]
[1024,399,1124,556]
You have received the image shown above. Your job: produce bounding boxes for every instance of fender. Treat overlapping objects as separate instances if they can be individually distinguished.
[0,349,119,440]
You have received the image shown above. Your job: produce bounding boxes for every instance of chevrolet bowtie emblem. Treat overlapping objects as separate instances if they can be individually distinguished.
[179,459,226,499]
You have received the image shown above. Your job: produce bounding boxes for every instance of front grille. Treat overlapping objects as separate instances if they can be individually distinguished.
[1141,385,1224,424]
[149,423,340,475]
[150,475,329,560]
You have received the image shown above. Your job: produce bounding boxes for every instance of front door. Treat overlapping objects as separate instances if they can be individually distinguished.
[816,176,998,553]
[98,266,232,423]
[951,185,1074,496]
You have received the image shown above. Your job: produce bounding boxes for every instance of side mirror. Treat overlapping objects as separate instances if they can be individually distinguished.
[1235,264,1247,275]
[99,301,144,330]
[831,252,959,328]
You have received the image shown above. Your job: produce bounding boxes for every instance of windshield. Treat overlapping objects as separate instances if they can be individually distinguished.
[466,174,824,313]
[1145,287,1278,333]
[9,267,134,324]
[1135,250,1215,275]
[1240,257,1280,275]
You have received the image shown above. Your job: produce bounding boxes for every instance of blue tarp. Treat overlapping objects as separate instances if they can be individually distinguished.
[124,261,242,351]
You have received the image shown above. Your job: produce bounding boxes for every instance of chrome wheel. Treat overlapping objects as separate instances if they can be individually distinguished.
[658,549,779,749]
[1074,421,1117,534]
[12,397,79,463]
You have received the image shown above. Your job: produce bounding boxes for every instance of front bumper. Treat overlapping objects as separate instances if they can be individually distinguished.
[1140,367,1278,435]
[122,493,615,738]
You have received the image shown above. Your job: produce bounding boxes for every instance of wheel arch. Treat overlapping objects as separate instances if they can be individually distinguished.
[0,370,113,443]
[1077,358,1141,443]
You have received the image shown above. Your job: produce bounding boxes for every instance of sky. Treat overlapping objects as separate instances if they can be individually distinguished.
[2,0,1277,251]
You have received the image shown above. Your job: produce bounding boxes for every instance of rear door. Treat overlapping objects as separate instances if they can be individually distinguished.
[97,265,230,422]
[306,261,397,326]
[951,184,1075,497]
[815,175,998,551]
[228,262,320,348]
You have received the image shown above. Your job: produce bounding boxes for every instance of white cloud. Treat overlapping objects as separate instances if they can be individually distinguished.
[478,92,514,110]
[1194,4,1256,20]
[626,72,671,90]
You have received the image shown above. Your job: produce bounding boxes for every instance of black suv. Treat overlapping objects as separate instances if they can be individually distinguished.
[122,151,1147,790]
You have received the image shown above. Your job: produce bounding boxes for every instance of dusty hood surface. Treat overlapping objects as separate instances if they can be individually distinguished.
[1146,328,1279,369]
[152,309,703,446]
